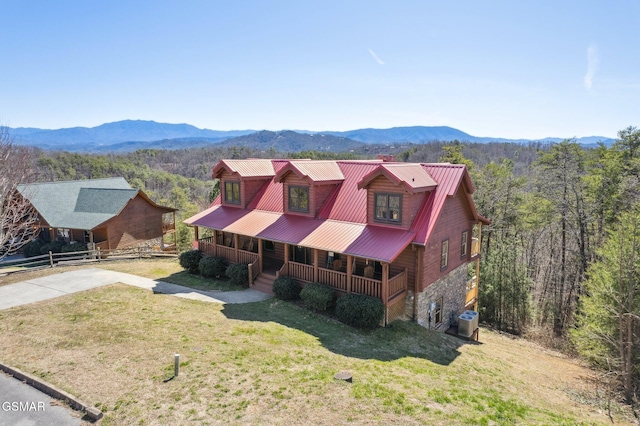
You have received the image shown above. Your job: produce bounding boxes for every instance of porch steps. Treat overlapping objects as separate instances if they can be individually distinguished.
[251,272,276,296]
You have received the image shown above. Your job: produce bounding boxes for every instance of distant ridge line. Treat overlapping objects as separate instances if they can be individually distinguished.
[6,120,615,153]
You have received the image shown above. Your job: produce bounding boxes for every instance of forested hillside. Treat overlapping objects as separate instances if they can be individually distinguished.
[24,128,640,409]
[467,127,640,411]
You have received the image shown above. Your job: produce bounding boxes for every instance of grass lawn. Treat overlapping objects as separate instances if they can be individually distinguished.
[0,272,632,425]
[0,258,243,292]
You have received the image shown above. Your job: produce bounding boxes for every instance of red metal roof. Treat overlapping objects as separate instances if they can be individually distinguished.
[317,161,379,223]
[187,159,482,260]
[186,205,415,262]
[358,163,437,193]
[248,160,286,211]
[212,159,275,179]
[411,163,479,245]
[274,160,345,183]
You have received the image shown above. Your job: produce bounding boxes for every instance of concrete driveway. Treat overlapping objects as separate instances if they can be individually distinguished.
[0,268,272,311]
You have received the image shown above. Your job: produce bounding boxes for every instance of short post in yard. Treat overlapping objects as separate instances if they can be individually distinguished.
[174,354,180,377]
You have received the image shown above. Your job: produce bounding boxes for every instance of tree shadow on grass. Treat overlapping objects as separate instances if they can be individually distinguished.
[222,299,474,365]
[159,270,242,292]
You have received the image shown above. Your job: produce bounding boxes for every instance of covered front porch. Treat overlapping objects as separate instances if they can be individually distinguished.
[194,228,409,324]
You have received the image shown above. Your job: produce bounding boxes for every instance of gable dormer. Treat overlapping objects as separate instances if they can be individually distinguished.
[212,159,275,208]
[274,161,344,217]
[357,163,437,229]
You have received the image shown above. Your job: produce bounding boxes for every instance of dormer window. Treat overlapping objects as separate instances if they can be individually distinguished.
[224,181,240,204]
[374,193,402,223]
[289,186,309,212]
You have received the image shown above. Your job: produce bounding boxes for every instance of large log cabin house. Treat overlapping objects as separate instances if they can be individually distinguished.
[186,157,489,329]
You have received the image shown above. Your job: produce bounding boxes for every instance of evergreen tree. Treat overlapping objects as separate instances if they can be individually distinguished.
[572,207,640,404]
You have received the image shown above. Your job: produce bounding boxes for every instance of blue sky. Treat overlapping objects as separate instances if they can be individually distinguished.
[1,1,639,139]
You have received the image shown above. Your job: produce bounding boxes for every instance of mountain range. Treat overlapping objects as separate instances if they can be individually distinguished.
[6,120,615,153]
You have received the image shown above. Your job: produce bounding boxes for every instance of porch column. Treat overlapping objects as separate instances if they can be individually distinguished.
[313,249,319,282]
[346,255,352,294]
[49,228,55,241]
[258,238,263,273]
[382,262,389,323]
[89,231,95,259]
[475,258,480,311]
[194,226,199,243]
[172,211,177,250]
[212,230,218,256]
[234,234,239,263]
[284,243,290,263]
[413,247,423,320]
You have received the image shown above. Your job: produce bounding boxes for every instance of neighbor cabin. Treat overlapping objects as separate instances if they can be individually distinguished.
[18,177,177,251]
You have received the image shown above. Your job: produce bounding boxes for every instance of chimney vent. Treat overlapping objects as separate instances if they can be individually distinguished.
[376,154,396,162]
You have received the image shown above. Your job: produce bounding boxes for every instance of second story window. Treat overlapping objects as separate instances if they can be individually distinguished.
[441,239,449,269]
[289,186,309,212]
[374,193,402,223]
[224,181,240,204]
[461,231,468,257]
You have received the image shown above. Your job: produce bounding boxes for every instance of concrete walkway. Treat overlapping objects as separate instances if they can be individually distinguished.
[0,268,272,311]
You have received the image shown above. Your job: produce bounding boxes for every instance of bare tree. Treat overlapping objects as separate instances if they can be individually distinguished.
[0,126,39,259]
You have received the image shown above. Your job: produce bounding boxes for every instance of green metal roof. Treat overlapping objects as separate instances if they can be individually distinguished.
[18,177,140,230]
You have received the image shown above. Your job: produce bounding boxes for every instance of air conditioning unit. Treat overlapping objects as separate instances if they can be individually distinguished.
[463,310,479,332]
[458,313,474,338]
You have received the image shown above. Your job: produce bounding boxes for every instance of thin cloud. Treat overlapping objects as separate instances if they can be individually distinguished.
[368,49,385,65]
[584,44,599,90]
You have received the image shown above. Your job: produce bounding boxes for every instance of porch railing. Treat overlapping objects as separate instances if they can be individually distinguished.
[216,245,236,262]
[276,262,288,278]
[198,238,258,265]
[388,269,408,298]
[239,250,259,265]
[198,238,215,255]
[466,275,478,305]
[351,275,382,299]
[285,261,407,301]
[471,237,480,257]
[318,267,347,292]
[248,256,260,286]
[288,261,314,282]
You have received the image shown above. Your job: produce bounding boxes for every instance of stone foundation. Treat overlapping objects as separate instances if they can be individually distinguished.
[131,237,164,250]
[414,263,468,331]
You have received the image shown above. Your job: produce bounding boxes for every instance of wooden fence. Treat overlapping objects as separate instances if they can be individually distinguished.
[0,247,178,275]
